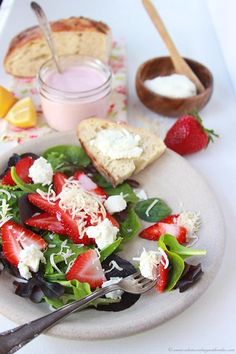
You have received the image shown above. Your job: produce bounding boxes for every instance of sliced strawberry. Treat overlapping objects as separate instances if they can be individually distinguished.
[59,211,95,245]
[73,170,108,198]
[66,249,106,288]
[28,193,94,245]
[53,172,67,195]
[139,222,187,244]
[160,214,179,224]
[25,213,67,235]
[1,156,35,186]
[106,213,119,228]
[156,261,169,293]
[1,221,47,267]
[28,193,58,215]
[1,170,15,186]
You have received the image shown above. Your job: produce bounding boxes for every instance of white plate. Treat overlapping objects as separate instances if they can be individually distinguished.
[0,132,225,340]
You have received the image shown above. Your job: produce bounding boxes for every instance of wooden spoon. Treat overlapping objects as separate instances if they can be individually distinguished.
[142,0,205,93]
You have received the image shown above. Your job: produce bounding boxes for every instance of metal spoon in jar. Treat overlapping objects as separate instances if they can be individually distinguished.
[31,1,62,73]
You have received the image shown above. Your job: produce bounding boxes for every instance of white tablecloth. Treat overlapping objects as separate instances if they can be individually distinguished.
[0,0,235,353]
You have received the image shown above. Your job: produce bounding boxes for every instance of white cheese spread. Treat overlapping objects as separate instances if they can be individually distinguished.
[144,73,197,99]
[102,277,123,299]
[29,157,53,186]
[104,195,127,214]
[90,128,143,159]
[86,218,119,250]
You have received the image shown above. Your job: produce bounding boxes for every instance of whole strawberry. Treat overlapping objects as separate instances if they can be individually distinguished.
[164,112,218,155]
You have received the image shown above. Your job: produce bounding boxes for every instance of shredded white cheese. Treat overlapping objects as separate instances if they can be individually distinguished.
[145,199,159,217]
[0,198,12,227]
[37,177,108,238]
[105,260,123,274]
[177,211,201,240]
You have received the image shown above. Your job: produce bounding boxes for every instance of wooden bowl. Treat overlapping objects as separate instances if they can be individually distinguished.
[135,56,213,117]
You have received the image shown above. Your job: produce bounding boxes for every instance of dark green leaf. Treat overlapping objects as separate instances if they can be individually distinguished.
[105,183,139,203]
[135,198,171,222]
[43,145,90,173]
[99,237,122,262]
[118,208,141,243]
[91,173,112,188]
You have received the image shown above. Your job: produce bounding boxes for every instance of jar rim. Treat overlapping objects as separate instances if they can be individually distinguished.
[38,55,112,99]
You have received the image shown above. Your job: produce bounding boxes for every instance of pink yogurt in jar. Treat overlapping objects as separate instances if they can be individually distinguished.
[38,56,112,131]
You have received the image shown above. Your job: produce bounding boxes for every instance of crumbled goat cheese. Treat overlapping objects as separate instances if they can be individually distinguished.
[86,218,119,250]
[138,248,169,280]
[90,128,143,159]
[104,195,127,214]
[29,157,53,186]
[18,244,46,280]
[134,188,148,200]
[102,277,123,299]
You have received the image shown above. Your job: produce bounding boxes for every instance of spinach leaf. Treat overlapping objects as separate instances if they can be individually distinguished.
[158,234,207,260]
[105,183,139,204]
[158,237,185,291]
[135,198,171,222]
[99,237,122,262]
[91,173,112,188]
[43,145,90,173]
[118,208,141,243]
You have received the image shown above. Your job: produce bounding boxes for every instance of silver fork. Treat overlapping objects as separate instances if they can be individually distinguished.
[0,272,156,354]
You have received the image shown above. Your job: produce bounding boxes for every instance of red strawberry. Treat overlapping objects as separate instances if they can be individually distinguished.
[53,172,67,194]
[73,170,108,198]
[66,249,106,288]
[28,193,95,245]
[160,214,179,224]
[1,221,47,267]
[25,213,67,235]
[164,113,218,155]
[156,261,169,293]
[2,156,34,186]
[139,222,187,244]
[28,193,58,215]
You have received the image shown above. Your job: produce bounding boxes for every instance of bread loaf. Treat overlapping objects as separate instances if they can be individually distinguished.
[77,118,166,186]
[4,17,112,77]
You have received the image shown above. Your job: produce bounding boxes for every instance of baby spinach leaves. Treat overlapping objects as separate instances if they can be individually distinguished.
[118,208,141,243]
[43,145,90,174]
[135,198,171,222]
[105,183,139,204]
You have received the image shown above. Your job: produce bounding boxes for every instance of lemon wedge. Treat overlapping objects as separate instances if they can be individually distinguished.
[5,97,37,128]
[0,85,18,118]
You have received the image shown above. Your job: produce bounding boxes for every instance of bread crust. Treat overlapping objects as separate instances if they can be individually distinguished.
[4,16,110,66]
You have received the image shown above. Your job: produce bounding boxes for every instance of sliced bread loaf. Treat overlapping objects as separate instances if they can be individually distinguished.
[4,17,112,77]
[77,118,166,186]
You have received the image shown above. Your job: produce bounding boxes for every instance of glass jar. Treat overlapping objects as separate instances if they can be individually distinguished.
[38,55,112,131]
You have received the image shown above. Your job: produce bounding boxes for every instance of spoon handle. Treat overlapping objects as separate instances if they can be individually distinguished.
[142,0,205,93]
[31,1,62,73]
